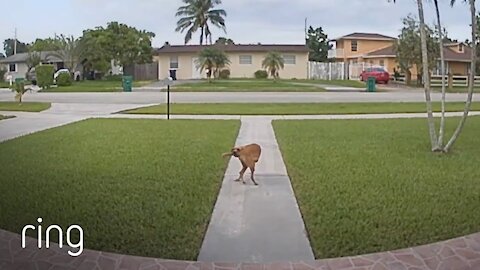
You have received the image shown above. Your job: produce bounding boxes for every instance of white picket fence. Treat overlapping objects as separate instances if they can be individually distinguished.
[348,63,377,80]
[431,75,467,87]
[308,61,385,81]
[308,62,346,80]
[394,74,480,87]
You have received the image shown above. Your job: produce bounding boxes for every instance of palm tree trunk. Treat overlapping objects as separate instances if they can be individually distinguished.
[417,0,439,151]
[444,0,477,152]
[200,27,204,45]
[434,0,447,149]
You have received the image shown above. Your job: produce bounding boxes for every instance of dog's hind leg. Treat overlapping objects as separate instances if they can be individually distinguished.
[249,166,258,185]
[235,164,247,183]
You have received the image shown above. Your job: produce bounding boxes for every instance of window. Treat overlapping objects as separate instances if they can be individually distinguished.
[239,55,252,65]
[351,40,358,52]
[9,64,16,72]
[283,54,296,65]
[170,56,178,69]
[379,60,385,67]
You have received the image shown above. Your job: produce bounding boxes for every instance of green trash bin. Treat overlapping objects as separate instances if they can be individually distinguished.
[15,78,25,84]
[366,77,376,92]
[122,76,133,92]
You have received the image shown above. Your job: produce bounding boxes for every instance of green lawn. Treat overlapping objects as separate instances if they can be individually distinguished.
[172,79,323,92]
[293,79,365,88]
[273,117,480,259]
[0,102,51,112]
[0,119,240,260]
[124,102,480,115]
[0,81,11,88]
[40,80,152,92]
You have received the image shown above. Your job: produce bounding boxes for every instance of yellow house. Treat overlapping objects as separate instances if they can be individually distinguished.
[328,32,472,78]
[153,44,309,80]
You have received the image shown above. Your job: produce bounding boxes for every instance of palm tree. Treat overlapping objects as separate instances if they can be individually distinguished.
[262,52,284,81]
[175,0,227,45]
[444,0,477,152]
[433,0,447,149]
[212,50,230,77]
[417,0,440,151]
[49,35,84,78]
[196,48,230,82]
[391,0,439,151]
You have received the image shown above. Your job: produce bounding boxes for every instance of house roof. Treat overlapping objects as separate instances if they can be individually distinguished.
[363,45,396,57]
[155,44,309,54]
[0,51,63,64]
[333,32,396,41]
[363,44,472,62]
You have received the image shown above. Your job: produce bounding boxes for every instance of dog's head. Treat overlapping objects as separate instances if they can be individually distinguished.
[231,146,243,157]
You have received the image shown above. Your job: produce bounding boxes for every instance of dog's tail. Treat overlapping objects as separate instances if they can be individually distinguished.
[222,152,233,158]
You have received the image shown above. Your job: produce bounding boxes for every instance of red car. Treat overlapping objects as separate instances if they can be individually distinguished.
[360,67,390,84]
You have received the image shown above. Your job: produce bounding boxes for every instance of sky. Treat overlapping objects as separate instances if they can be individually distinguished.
[0,0,477,55]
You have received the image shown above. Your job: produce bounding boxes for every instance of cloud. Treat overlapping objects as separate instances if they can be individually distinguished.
[0,0,476,55]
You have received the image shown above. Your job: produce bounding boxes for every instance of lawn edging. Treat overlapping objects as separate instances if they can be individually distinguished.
[2,228,478,269]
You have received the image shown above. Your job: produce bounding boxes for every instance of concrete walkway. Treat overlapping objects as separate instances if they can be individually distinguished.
[198,118,314,263]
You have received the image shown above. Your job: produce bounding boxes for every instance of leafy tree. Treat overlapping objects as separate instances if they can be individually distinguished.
[306,26,331,62]
[29,38,62,52]
[215,37,234,45]
[175,0,227,45]
[3,39,28,56]
[0,53,4,58]
[195,48,230,82]
[262,52,284,81]
[395,16,439,85]
[81,22,155,71]
[80,28,111,74]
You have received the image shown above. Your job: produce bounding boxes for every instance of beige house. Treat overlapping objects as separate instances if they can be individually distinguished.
[328,32,472,77]
[153,44,309,80]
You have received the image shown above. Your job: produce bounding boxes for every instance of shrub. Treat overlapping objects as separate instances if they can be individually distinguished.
[254,70,268,79]
[104,74,123,81]
[56,72,72,86]
[0,69,6,82]
[219,69,230,79]
[36,65,55,89]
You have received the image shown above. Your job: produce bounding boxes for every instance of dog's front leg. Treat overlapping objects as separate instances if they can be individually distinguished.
[235,163,247,184]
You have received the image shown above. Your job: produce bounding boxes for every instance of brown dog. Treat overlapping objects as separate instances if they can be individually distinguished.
[222,143,261,185]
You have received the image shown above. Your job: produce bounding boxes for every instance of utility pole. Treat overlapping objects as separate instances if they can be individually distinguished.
[14,28,17,55]
[304,18,307,42]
